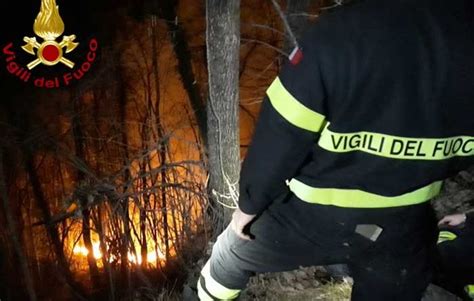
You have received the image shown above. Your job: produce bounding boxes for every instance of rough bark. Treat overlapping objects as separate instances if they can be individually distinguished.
[206,0,241,233]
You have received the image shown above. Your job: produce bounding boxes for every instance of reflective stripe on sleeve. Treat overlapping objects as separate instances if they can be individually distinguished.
[288,179,442,208]
[266,77,326,132]
[465,285,474,298]
[198,261,240,300]
[437,231,458,244]
[318,123,474,160]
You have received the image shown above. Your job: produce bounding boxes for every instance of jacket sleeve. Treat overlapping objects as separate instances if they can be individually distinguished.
[238,31,328,215]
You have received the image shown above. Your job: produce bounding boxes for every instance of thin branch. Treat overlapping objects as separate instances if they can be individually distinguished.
[241,38,288,57]
[270,0,299,49]
[242,23,289,37]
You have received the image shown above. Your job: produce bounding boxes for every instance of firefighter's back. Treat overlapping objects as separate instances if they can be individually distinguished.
[294,0,474,204]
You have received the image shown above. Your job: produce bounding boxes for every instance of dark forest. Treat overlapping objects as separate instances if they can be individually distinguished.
[1,0,473,300]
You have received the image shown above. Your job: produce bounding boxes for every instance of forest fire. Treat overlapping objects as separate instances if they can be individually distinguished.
[60,192,196,270]
[2,0,474,300]
[73,243,102,259]
[72,242,166,265]
[0,0,275,299]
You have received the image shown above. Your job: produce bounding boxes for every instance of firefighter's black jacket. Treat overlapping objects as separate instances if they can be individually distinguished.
[239,0,474,215]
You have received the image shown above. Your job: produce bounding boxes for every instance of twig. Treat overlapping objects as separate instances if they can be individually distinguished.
[242,23,289,37]
[270,0,299,49]
[288,13,320,18]
[320,0,344,10]
[241,38,288,57]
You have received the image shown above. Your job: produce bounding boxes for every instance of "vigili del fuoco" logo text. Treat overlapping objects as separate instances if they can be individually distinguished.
[2,0,98,88]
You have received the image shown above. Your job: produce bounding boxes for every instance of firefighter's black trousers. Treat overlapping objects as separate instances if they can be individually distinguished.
[198,194,438,301]
[434,218,474,300]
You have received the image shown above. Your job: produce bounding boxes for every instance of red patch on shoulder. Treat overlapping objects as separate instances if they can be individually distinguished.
[289,47,303,65]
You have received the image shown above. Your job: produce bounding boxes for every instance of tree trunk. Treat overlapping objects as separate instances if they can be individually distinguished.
[159,0,207,142]
[4,97,86,300]
[115,46,133,295]
[206,0,241,233]
[71,92,101,290]
[96,208,115,301]
[150,13,170,260]
[0,149,37,301]
[24,153,86,300]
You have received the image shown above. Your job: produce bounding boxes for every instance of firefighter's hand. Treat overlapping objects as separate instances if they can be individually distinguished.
[438,213,467,227]
[230,208,256,241]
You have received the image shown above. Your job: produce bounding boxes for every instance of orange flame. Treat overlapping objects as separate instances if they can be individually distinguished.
[33,0,65,41]
[72,242,166,265]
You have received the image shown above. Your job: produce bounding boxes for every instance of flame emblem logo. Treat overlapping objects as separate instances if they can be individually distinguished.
[22,0,78,70]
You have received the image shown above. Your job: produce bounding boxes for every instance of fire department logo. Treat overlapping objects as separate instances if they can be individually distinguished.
[1,0,99,88]
[22,0,78,70]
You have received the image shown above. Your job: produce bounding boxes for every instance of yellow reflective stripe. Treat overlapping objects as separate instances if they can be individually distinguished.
[198,278,215,301]
[199,261,240,300]
[318,123,474,160]
[437,231,458,244]
[288,179,442,208]
[465,285,474,298]
[266,77,326,132]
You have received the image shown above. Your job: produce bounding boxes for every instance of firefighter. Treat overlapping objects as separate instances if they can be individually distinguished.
[436,212,474,300]
[198,0,474,300]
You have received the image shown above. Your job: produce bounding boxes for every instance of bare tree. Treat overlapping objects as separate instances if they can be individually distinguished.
[159,0,208,142]
[0,149,37,301]
[206,0,241,232]
[70,91,101,289]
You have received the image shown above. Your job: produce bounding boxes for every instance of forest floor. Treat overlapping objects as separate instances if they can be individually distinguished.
[240,266,352,301]
[239,266,461,301]
[179,265,461,301]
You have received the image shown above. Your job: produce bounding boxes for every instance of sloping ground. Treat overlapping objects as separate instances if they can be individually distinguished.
[432,167,474,217]
[180,264,461,300]
[240,266,352,301]
[239,266,461,301]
